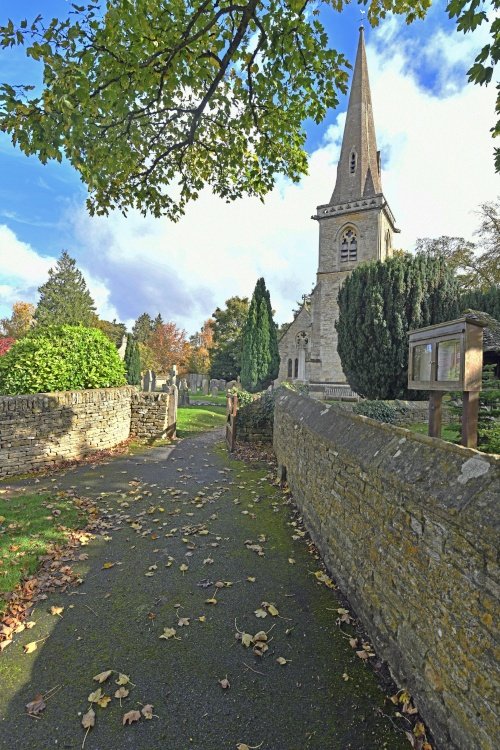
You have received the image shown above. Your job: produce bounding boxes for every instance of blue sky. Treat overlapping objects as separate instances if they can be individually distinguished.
[0,1,498,333]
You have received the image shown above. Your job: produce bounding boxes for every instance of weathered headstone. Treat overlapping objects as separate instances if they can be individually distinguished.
[211,386,219,397]
[170,364,178,388]
[202,378,209,395]
[179,379,190,406]
[143,370,155,392]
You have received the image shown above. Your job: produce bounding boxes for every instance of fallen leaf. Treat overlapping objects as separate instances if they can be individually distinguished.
[23,641,39,654]
[115,673,131,686]
[179,563,189,573]
[219,677,230,689]
[349,638,358,649]
[141,704,154,719]
[88,688,103,703]
[97,694,111,708]
[205,597,218,605]
[267,604,279,617]
[159,627,177,640]
[93,670,113,683]
[82,707,95,728]
[276,656,290,665]
[177,617,190,627]
[356,650,370,661]
[102,562,115,569]
[198,615,206,623]
[241,633,254,648]
[123,709,141,725]
[247,577,256,583]
[254,608,267,619]
[114,687,129,699]
[25,693,46,715]
[342,672,350,681]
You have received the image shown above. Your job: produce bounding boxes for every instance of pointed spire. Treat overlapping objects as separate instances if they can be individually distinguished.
[330,26,382,204]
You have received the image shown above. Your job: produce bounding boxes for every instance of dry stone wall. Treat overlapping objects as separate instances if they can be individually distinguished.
[0,387,133,478]
[0,386,178,478]
[130,389,177,440]
[274,391,499,750]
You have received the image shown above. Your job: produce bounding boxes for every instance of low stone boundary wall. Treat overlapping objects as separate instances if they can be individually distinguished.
[274,391,499,750]
[0,386,178,478]
[0,387,133,477]
[130,388,177,440]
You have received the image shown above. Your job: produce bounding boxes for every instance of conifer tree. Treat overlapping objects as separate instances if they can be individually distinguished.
[124,334,141,386]
[132,313,154,343]
[336,254,460,399]
[35,251,96,327]
[241,278,278,391]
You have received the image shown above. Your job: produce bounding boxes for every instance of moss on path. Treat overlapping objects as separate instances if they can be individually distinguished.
[0,432,407,750]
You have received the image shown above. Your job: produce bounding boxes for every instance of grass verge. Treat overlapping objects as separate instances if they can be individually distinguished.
[407,421,461,443]
[176,404,226,438]
[0,493,88,614]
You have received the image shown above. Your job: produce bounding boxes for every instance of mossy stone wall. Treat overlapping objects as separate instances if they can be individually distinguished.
[274,391,499,750]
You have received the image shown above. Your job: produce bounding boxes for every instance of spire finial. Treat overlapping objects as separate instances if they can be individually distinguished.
[359,9,365,31]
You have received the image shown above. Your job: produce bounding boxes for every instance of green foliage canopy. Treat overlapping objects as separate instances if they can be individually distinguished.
[210,296,249,380]
[0,325,126,394]
[35,251,96,327]
[336,254,460,400]
[0,0,436,220]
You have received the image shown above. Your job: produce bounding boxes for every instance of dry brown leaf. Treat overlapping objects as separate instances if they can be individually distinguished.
[349,638,358,649]
[97,695,111,708]
[356,650,370,661]
[219,677,230,689]
[247,576,256,583]
[93,670,112,684]
[25,693,46,715]
[49,605,64,616]
[254,608,267,619]
[241,633,253,647]
[141,704,154,719]
[123,709,141,725]
[114,687,129,699]
[267,604,279,617]
[81,708,95,728]
[205,597,217,605]
[276,656,290,665]
[177,617,190,627]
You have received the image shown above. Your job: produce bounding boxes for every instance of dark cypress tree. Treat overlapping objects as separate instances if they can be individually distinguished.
[336,254,460,399]
[35,251,96,327]
[124,334,141,385]
[241,278,278,391]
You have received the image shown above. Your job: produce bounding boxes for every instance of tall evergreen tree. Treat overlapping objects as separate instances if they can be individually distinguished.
[132,313,154,343]
[35,251,96,327]
[124,334,141,385]
[336,254,460,400]
[460,286,500,320]
[241,278,278,391]
[153,313,164,331]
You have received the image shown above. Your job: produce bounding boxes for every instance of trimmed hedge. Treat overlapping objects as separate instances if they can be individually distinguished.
[0,325,126,395]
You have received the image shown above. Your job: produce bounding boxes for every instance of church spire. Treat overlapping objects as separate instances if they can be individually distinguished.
[330,26,382,204]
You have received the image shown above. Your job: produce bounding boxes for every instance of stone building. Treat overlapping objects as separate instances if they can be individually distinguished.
[278,26,399,398]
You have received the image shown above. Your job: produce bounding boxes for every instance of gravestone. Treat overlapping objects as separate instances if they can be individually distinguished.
[170,364,178,388]
[202,378,209,395]
[143,370,155,392]
[211,386,219,397]
[179,378,190,406]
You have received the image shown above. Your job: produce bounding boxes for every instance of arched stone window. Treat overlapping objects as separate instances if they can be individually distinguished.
[350,150,357,174]
[340,227,358,262]
[294,358,299,378]
[287,358,292,378]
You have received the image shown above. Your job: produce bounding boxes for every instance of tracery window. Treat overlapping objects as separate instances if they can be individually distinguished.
[340,228,358,262]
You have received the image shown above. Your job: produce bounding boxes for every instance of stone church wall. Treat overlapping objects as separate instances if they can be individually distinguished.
[0,386,178,478]
[274,391,499,750]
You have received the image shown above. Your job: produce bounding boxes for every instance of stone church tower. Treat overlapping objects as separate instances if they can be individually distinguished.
[278,26,398,397]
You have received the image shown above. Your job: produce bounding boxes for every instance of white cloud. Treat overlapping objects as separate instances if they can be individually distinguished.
[1,20,498,333]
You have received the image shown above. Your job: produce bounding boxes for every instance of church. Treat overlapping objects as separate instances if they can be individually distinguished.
[277,26,399,399]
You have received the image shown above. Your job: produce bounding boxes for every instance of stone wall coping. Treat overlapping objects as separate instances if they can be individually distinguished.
[0,385,135,409]
[275,391,499,529]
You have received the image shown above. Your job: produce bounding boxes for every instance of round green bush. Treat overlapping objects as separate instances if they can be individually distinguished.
[0,325,127,395]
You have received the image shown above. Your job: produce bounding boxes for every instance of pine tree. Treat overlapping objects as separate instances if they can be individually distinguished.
[132,313,154,343]
[241,278,278,391]
[35,251,96,327]
[153,313,164,331]
[336,254,460,399]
